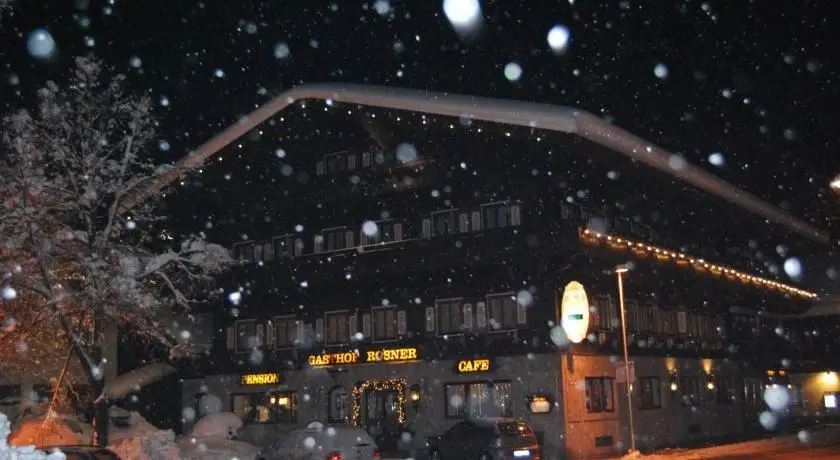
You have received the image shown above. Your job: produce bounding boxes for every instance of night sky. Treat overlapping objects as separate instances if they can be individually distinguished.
[1,0,838,284]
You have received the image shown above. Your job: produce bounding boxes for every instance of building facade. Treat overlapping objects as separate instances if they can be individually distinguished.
[179,114,817,458]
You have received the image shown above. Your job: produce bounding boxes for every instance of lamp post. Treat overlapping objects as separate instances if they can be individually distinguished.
[615,264,636,454]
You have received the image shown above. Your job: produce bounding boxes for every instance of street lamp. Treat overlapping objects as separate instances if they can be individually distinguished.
[615,264,637,455]
[830,174,840,192]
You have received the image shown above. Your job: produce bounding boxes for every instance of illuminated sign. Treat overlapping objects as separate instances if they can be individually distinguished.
[240,373,281,385]
[560,281,590,344]
[528,395,552,414]
[455,358,493,374]
[308,351,360,367]
[307,347,419,368]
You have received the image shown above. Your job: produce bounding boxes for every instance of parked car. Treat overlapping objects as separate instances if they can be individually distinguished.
[256,422,381,460]
[428,418,541,460]
[39,445,121,459]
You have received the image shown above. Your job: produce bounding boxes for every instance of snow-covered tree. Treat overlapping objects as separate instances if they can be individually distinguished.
[0,55,232,446]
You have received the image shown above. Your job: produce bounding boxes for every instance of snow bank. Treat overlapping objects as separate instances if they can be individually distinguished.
[628,425,840,459]
[0,413,66,460]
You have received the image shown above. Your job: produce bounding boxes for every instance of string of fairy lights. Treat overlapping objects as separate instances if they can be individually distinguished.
[580,228,817,300]
[351,378,407,427]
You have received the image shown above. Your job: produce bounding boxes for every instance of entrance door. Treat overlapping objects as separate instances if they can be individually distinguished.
[361,388,403,450]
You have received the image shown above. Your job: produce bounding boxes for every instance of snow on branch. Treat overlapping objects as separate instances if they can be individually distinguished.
[0,54,233,373]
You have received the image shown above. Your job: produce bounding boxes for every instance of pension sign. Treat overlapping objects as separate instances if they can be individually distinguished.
[240,373,281,385]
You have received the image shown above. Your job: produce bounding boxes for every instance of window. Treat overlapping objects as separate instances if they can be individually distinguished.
[232,392,297,424]
[482,203,510,229]
[372,307,397,341]
[273,316,299,348]
[680,376,700,406]
[639,377,661,409]
[326,153,347,174]
[436,299,463,335]
[362,220,402,245]
[328,386,349,423]
[431,211,456,236]
[234,320,257,353]
[585,377,615,413]
[716,376,734,405]
[789,383,804,406]
[444,382,513,418]
[233,242,255,262]
[486,293,517,331]
[323,228,347,251]
[325,311,351,345]
[273,236,295,259]
[596,296,617,330]
[824,391,838,409]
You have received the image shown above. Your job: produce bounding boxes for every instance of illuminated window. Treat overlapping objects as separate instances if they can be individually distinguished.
[324,311,351,345]
[824,392,838,409]
[234,319,257,353]
[372,307,397,341]
[436,299,464,335]
[444,382,513,419]
[231,392,296,425]
[639,377,661,410]
[328,386,349,423]
[585,377,615,413]
[486,293,518,331]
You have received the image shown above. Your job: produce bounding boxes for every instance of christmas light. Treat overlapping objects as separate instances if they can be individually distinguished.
[351,378,407,426]
[580,228,817,300]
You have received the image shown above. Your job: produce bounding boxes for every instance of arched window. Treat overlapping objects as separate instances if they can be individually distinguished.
[328,386,349,423]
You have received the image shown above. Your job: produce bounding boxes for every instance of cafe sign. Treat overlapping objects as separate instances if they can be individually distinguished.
[455,357,493,374]
[308,347,419,368]
[240,372,281,386]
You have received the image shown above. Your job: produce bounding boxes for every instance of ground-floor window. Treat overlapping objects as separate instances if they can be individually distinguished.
[716,376,734,404]
[680,376,700,407]
[585,377,615,413]
[231,392,297,424]
[638,377,661,410]
[329,386,349,423]
[444,381,513,418]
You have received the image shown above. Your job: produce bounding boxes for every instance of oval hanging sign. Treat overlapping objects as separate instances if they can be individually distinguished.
[560,281,590,344]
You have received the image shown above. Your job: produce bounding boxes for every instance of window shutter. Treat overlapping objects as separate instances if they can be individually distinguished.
[314,235,324,253]
[362,313,372,339]
[316,161,325,176]
[458,213,470,233]
[422,219,432,238]
[511,204,522,225]
[345,230,355,248]
[253,244,263,262]
[226,327,235,350]
[476,302,487,329]
[394,223,403,241]
[463,303,473,330]
[263,242,274,261]
[397,310,407,336]
[294,238,304,257]
[677,311,688,334]
[315,318,324,342]
[347,154,357,170]
[295,321,305,344]
[266,322,275,348]
[471,211,482,231]
[425,307,435,333]
[517,302,527,325]
[349,313,357,338]
[256,324,265,347]
[362,152,372,167]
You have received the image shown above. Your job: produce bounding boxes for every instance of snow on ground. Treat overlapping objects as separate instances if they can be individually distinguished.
[618,425,840,459]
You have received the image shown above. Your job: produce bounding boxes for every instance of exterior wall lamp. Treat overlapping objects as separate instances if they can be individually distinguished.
[706,375,716,391]
[669,372,678,392]
[409,384,421,412]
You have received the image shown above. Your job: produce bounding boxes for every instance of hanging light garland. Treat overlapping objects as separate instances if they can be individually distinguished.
[351,378,407,427]
[579,228,817,300]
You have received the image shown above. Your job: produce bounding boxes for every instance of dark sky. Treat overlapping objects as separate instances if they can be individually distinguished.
[1,0,838,279]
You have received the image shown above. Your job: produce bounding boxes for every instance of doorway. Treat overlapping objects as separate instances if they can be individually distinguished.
[353,379,407,450]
